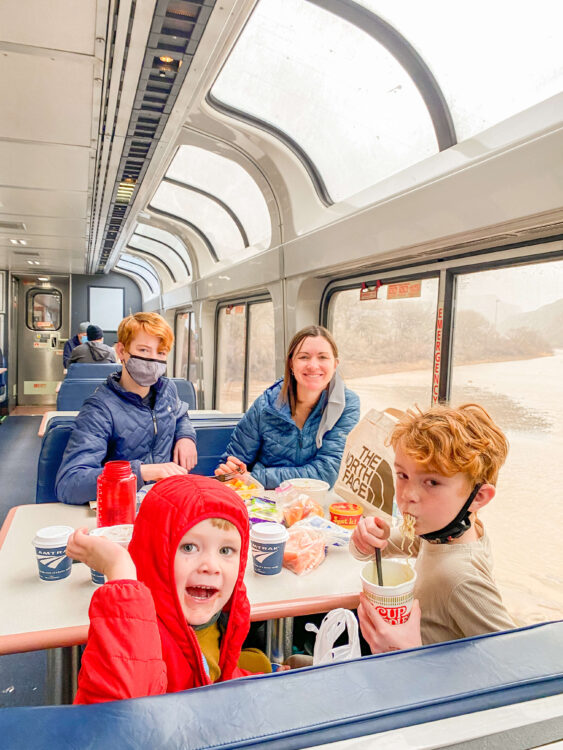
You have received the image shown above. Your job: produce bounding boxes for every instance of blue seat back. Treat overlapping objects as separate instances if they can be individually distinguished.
[0,622,562,747]
[35,418,75,503]
[66,362,121,379]
[56,379,104,410]
[170,378,197,409]
[36,416,239,503]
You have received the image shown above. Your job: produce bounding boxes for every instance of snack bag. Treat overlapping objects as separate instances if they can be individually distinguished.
[283,526,326,575]
[282,494,325,527]
[246,496,282,524]
[290,514,352,548]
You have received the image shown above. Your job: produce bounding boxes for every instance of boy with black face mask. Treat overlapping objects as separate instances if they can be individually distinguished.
[350,403,515,652]
[56,313,197,505]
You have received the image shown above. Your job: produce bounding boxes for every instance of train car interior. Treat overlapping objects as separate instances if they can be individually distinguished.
[0,0,562,746]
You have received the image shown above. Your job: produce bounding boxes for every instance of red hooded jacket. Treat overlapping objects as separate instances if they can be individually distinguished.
[75,475,254,704]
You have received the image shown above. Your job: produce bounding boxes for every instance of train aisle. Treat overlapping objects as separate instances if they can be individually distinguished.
[0,415,47,707]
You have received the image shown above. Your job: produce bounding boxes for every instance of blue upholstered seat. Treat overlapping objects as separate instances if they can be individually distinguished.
[65,362,121,379]
[57,377,196,410]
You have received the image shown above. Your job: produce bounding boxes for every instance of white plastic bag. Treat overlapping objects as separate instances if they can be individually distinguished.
[305,608,361,666]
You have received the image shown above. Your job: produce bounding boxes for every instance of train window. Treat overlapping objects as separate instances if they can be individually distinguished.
[150,182,245,259]
[450,259,563,627]
[26,288,61,331]
[174,311,199,388]
[247,301,275,405]
[357,1,563,142]
[215,299,275,412]
[166,146,271,250]
[211,0,436,204]
[134,225,192,278]
[216,305,247,412]
[327,278,439,413]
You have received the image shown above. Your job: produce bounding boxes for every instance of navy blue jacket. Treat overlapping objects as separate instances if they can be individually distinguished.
[222,379,360,489]
[63,334,81,368]
[55,374,196,505]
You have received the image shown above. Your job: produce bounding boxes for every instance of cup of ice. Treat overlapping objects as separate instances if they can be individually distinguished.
[32,525,74,582]
[88,524,134,584]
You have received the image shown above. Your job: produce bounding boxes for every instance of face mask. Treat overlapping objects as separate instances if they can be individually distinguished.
[79,335,87,344]
[124,353,167,387]
[420,483,482,544]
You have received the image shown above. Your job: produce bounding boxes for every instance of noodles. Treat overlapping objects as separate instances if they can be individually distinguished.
[400,513,416,556]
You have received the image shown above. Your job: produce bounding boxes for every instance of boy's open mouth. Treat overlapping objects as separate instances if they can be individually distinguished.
[185,585,219,600]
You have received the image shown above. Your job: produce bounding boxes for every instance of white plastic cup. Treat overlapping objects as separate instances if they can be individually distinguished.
[88,524,134,584]
[250,522,289,575]
[360,558,417,625]
[33,525,74,581]
[279,478,330,509]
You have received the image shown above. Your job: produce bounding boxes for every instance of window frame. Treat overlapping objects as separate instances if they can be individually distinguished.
[26,287,62,332]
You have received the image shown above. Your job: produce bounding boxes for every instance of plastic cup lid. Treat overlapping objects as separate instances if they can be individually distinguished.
[250,522,289,544]
[281,478,329,491]
[33,525,74,548]
[90,524,134,543]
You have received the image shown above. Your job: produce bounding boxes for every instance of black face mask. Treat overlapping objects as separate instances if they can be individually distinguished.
[420,483,482,544]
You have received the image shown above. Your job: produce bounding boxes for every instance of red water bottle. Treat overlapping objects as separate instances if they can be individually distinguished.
[96,461,136,527]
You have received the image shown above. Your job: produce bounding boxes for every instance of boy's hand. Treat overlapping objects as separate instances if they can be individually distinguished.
[358,593,422,653]
[215,456,247,478]
[173,437,197,471]
[140,462,188,482]
[351,516,390,556]
[66,528,137,581]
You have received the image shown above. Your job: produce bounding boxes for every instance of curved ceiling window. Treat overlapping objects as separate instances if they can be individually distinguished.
[166,146,271,250]
[135,224,192,278]
[358,0,563,142]
[129,234,187,286]
[117,253,160,298]
[150,182,245,260]
[210,0,436,204]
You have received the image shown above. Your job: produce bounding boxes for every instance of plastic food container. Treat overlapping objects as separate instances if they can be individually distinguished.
[329,502,363,529]
[279,478,330,508]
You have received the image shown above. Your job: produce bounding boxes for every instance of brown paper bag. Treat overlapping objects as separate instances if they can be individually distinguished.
[333,408,401,521]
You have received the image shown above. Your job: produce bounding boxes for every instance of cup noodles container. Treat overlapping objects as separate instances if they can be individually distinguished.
[280,478,330,508]
[360,559,417,625]
[88,524,134,584]
[32,525,74,581]
[249,522,289,575]
[329,502,363,529]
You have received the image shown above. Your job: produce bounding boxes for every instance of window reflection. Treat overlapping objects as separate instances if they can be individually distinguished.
[27,289,61,331]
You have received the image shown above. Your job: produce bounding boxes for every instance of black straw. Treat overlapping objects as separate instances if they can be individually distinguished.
[375,548,384,586]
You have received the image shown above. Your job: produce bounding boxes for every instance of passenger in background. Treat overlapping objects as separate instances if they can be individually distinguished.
[351,403,515,653]
[68,324,118,364]
[215,325,360,489]
[62,321,90,368]
[55,312,197,505]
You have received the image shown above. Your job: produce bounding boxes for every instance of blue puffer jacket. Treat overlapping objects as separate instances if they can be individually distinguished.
[55,374,196,505]
[222,379,360,489]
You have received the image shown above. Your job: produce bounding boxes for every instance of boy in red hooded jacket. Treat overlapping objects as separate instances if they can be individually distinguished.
[66,474,270,703]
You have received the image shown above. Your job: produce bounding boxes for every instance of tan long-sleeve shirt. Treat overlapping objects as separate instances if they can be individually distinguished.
[351,519,515,645]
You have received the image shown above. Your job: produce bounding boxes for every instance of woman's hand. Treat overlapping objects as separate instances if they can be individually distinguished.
[351,516,390,556]
[66,528,137,581]
[140,462,188,482]
[358,593,422,653]
[173,437,197,471]
[215,455,247,478]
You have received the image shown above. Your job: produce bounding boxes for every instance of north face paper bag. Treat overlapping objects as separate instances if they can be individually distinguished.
[333,408,401,520]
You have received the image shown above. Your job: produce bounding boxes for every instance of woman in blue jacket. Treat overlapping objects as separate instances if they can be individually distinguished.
[216,326,360,489]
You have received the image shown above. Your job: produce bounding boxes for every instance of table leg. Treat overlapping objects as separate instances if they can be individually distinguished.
[45,646,80,705]
[265,617,294,664]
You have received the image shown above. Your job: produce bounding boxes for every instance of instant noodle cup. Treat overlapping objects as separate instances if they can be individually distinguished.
[360,558,417,625]
[33,526,74,581]
[329,502,363,529]
[88,524,134,584]
[280,478,330,509]
[249,522,289,575]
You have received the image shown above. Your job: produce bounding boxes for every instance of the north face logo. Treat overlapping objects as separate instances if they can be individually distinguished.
[341,446,395,516]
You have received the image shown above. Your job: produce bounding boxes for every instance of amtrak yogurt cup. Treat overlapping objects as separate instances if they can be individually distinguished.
[33,525,74,581]
[88,524,134,584]
[360,558,417,625]
[249,522,289,575]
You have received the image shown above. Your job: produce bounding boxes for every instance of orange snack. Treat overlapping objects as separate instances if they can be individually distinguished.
[282,495,324,527]
[329,502,363,529]
[283,527,326,575]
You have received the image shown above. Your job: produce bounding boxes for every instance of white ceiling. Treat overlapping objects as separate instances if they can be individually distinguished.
[0,0,103,275]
